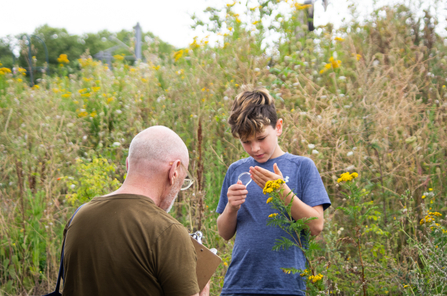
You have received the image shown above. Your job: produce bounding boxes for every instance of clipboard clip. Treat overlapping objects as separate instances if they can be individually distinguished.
[190,231,218,255]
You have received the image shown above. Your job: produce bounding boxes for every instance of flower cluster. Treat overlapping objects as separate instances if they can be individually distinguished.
[17,67,27,76]
[337,172,358,183]
[308,273,324,283]
[78,57,99,68]
[0,67,12,75]
[113,54,125,61]
[420,211,442,225]
[174,49,184,62]
[320,56,342,74]
[268,213,278,218]
[57,54,69,64]
[263,179,285,194]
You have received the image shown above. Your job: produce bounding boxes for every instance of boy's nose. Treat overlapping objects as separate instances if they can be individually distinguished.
[251,142,260,152]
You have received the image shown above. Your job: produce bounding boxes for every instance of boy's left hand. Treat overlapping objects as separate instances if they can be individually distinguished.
[249,163,284,189]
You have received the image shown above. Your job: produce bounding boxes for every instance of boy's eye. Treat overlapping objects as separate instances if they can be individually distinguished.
[258,137,266,141]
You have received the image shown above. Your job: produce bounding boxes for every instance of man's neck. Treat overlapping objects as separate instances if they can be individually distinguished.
[104,179,163,207]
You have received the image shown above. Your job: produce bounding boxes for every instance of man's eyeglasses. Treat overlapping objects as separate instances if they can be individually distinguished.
[172,161,195,191]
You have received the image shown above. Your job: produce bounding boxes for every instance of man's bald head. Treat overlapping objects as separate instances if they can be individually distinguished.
[128,126,188,175]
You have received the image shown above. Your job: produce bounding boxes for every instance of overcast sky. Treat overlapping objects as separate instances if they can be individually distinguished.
[1,0,446,48]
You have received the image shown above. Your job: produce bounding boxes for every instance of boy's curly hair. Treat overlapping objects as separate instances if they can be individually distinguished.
[228,87,277,141]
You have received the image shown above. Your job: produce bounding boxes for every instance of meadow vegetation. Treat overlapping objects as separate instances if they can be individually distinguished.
[0,0,446,295]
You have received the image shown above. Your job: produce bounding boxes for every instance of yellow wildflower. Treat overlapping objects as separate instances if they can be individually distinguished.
[174,49,184,62]
[422,195,426,199]
[334,37,345,41]
[57,54,69,64]
[266,197,273,204]
[0,67,12,75]
[308,273,324,283]
[429,188,433,191]
[33,85,40,89]
[113,54,125,61]
[268,213,278,218]
[90,111,97,117]
[92,87,101,92]
[78,111,88,118]
[18,67,27,75]
[295,3,312,10]
[252,20,260,25]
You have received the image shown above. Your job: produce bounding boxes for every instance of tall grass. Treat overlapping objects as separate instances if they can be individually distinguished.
[1,1,446,295]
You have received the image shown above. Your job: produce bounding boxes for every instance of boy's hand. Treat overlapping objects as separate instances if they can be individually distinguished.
[249,163,284,189]
[226,180,248,211]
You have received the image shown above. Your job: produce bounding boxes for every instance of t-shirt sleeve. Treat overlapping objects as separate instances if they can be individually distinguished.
[299,158,331,210]
[154,224,199,296]
[216,167,232,214]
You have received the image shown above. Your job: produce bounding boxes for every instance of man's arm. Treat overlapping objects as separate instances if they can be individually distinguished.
[189,281,210,296]
[217,181,247,240]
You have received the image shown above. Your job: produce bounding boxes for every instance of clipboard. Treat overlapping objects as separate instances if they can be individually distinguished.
[190,237,222,291]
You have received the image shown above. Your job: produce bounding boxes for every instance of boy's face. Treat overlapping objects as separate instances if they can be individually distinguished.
[240,119,283,163]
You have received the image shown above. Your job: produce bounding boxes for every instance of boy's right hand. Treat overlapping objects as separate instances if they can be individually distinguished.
[226,180,248,211]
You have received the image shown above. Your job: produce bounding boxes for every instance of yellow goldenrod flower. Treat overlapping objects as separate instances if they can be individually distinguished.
[113,54,125,61]
[57,54,69,64]
[174,49,184,62]
[0,67,12,75]
[295,3,312,10]
[268,213,278,218]
[78,111,88,118]
[90,111,97,117]
[266,197,273,204]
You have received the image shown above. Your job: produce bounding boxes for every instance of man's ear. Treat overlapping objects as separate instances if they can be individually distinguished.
[168,160,181,186]
[276,118,283,136]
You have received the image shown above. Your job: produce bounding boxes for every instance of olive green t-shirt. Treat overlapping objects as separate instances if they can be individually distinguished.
[62,194,199,296]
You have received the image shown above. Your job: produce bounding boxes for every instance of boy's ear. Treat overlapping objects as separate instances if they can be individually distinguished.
[275,118,283,136]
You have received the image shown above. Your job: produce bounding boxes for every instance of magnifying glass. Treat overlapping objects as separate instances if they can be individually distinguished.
[238,172,252,187]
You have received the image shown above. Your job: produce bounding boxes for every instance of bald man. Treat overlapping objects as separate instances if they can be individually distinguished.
[61,126,209,296]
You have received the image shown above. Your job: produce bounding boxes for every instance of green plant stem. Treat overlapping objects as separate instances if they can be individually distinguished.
[357,228,367,296]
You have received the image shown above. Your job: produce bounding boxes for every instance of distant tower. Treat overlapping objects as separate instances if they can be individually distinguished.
[134,23,142,61]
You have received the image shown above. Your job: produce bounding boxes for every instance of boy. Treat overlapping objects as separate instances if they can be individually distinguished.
[216,88,331,295]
